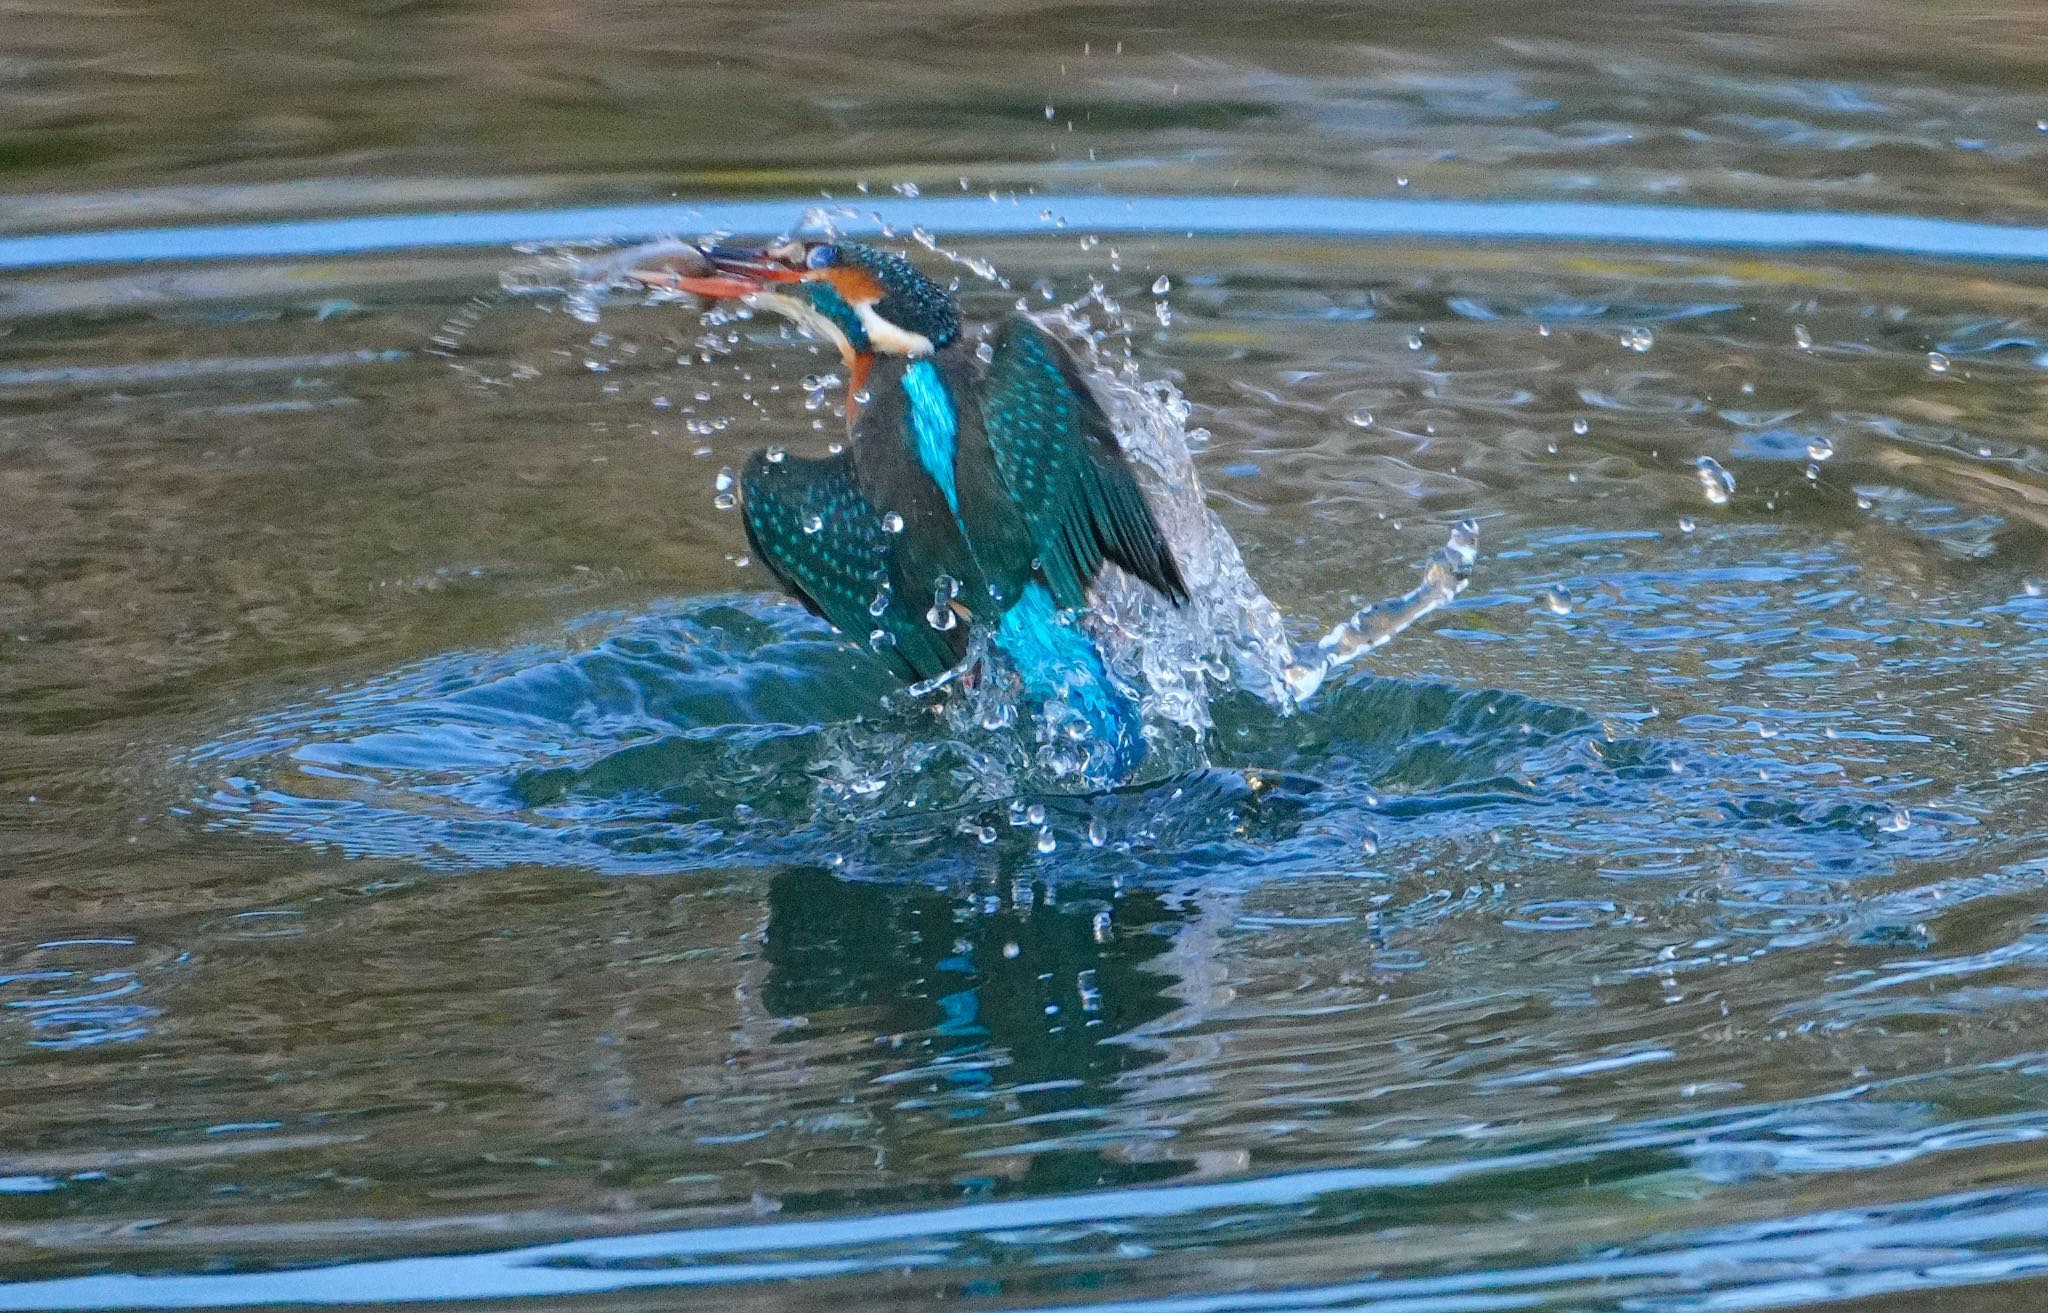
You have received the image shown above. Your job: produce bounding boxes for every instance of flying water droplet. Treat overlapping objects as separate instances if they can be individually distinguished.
[1346,408,1375,429]
[1406,333,1424,351]
[1805,463,1821,482]
[1572,417,1589,436]
[1087,816,1107,847]
[1695,455,1735,505]
[1927,351,1951,374]
[1879,807,1911,834]
[714,466,736,492]
[1621,327,1653,352]
[1677,515,1696,534]
[1806,436,1833,462]
[1035,827,1057,854]
[975,340,996,364]
[882,512,905,534]
[1793,324,1814,351]
[1152,274,1171,295]
[1543,585,1573,615]
[765,447,786,463]
[712,491,737,511]
[869,585,891,618]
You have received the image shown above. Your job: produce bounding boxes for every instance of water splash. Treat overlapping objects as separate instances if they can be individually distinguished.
[188,238,1486,864]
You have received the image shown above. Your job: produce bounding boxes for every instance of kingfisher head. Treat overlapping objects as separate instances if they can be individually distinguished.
[631,239,960,379]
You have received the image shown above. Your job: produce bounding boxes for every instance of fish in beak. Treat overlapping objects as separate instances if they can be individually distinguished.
[605,240,806,301]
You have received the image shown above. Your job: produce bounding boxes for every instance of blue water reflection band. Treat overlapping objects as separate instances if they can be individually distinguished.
[4,195,2048,270]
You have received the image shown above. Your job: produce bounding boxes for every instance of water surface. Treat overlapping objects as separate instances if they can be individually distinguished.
[3,3,2048,1310]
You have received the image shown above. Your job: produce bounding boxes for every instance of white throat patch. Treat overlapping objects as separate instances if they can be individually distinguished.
[854,301,936,357]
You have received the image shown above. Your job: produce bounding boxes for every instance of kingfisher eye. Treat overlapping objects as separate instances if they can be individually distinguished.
[804,244,839,269]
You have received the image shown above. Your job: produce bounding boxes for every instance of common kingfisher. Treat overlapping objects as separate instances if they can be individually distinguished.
[628,239,1188,774]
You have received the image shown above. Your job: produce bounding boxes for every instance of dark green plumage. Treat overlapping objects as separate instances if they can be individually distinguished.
[741,310,1184,718]
[979,320,1188,611]
[740,442,979,683]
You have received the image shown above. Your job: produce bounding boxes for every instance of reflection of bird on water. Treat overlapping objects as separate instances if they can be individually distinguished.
[624,239,1187,777]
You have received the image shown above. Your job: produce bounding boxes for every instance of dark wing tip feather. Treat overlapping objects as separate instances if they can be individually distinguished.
[983,319,1190,610]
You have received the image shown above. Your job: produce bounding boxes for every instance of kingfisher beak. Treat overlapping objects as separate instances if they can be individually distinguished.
[624,242,804,300]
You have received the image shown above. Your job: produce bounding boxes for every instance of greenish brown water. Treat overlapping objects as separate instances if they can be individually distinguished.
[3,3,2048,1310]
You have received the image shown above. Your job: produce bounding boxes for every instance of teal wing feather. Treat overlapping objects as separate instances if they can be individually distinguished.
[979,319,1189,611]
[739,449,968,682]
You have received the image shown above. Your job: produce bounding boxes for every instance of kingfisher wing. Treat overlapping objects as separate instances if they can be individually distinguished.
[979,318,1188,611]
[740,448,971,683]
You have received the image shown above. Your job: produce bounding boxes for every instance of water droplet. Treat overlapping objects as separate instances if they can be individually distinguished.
[1678,515,1696,534]
[1044,105,1056,121]
[1856,494,1873,510]
[1026,803,1046,825]
[1087,816,1107,847]
[1035,827,1057,854]
[1879,807,1911,834]
[1805,463,1821,483]
[1695,455,1735,505]
[1346,408,1375,429]
[882,512,905,534]
[869,586,891,618]
[2023,579,2043,598]
[869,628,895,648]
[1621,326,1653,352]
[1793,324,1814,351]
[802,514,823,534]
[1543,585,1573,615]
[1927,350,1950,374]
[1537,323,1551,338]
[1395,175,1410,188]
[765,447,786,463]
[926,602,958,631]
[1151,274,1171,295]
[714,467,736,493]
[1572,417,1589,436]
[891,180,920,197]
[713,491,737,511]
[1406,333,1424,351]
[1806,436,1834,462]
[975,340,995,364]
[1359,833,1379,857]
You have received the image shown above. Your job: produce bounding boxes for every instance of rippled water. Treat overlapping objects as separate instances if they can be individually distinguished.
[4,3,2048,1310]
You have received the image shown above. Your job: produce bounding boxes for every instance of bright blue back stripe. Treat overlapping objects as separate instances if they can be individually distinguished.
[903,360,959,515]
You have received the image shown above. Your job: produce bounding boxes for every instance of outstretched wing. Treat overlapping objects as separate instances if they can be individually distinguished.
[740,448,972,683]
[978,318,1188,611]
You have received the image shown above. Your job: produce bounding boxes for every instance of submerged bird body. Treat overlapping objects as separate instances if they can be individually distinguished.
[633,240,1186,769]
